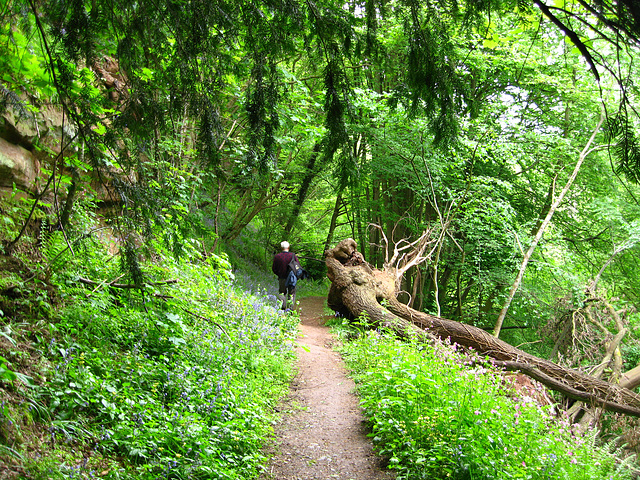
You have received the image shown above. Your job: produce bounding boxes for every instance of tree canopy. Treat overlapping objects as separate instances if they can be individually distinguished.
[5,0,640,191]
[3,0,640,374]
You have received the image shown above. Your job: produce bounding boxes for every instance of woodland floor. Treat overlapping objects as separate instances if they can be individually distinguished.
[261,296,396,480]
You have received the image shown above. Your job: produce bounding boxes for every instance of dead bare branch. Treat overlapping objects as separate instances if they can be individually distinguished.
[325,238,640,418]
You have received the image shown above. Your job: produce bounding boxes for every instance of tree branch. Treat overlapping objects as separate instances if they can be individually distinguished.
[78,277,178,289]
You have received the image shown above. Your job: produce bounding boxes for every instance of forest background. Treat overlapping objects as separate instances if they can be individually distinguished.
[3,0,640,478]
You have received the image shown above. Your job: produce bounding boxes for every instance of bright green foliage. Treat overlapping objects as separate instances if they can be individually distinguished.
[2,0,640,473]
[340,329,635,480]
[27,251,298,479]
[0,5,55,101]
[0,355,18,384]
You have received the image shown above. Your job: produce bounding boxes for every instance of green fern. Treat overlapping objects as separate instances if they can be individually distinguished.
[591,432,636,480]
[40,227,70,270]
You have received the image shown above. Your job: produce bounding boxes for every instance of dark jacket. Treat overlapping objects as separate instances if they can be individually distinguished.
[272,251,295,279]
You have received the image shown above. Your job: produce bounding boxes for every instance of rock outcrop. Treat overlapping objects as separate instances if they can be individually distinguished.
[0,100,75,195]
[0,56,125,196]
[0,136,40,192]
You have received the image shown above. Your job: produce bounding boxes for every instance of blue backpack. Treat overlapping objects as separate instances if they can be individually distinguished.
[285,255,302,288]
[285,269,297,288]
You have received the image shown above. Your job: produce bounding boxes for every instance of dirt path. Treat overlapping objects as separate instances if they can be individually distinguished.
[262,296,395,480]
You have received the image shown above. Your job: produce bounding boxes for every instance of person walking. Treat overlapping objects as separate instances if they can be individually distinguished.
[272,241,299,310]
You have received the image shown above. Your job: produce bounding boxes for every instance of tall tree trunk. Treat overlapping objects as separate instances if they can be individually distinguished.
[493,112,605,337]
[59,173,78,230]
[323,192,344,254]
[455,251,466,321]
[409,266,421,309]
[284,142,322,234]
[437,261,454,313]
[368,178,381,265]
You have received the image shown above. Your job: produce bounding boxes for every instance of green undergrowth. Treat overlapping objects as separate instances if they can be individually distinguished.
[1,236,299,479]
[337,326,636,480]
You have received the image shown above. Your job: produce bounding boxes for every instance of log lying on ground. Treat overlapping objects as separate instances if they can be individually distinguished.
[325,239,640,417]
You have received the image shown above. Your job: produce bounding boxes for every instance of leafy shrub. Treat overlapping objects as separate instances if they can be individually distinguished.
[30,252,298,479]
[340,330,635,480]
[622,343,640,371]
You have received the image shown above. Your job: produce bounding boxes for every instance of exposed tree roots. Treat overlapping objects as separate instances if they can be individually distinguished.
[325,238,640,418]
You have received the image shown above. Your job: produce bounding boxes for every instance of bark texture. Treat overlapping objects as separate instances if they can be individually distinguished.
[325,238,640,417]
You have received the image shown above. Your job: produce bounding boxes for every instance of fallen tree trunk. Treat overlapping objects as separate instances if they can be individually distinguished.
[621,364,640,391]
[325,238,640,417]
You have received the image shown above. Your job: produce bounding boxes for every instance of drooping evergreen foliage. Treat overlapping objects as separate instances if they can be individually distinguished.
[4,0,640,258]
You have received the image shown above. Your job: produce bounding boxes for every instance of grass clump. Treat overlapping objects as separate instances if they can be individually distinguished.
[339,328,636,480]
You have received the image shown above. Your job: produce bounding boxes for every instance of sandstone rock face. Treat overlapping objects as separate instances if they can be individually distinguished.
[0,136,39,192]
[36,105,76,156]
[1,56,125,196]
[0,100,73,194]
[1,103,75,153]
[0,106,39,149]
